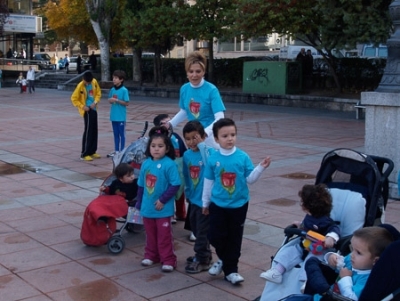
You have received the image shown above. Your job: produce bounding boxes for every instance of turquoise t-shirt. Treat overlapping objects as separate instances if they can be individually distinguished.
[204,148,254,208]
[85,83,96,109]
[179,81,225,128]
[138,156,181,218]
[183,144,215,207]
[108,85,129,122]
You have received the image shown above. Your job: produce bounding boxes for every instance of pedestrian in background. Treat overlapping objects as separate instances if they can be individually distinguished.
[89,51,97,71]
[77,54,82,74]
[26,66,35,94]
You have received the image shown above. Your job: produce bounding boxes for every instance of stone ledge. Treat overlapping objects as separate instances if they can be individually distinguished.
[126,86,358,112]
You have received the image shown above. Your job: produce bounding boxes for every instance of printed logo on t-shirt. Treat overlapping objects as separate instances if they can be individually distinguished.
[189,164,201,188]
[189,98,200,119]
[220,169,236,196]
[145,172,157,195]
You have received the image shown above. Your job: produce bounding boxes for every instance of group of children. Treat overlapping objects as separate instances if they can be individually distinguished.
[102,114,271,284]
[80,67,396,297]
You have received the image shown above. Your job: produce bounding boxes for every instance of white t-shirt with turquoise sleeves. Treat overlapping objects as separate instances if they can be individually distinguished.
[179,80,225,129]
[204,148,254,208]
[138,156,181,218]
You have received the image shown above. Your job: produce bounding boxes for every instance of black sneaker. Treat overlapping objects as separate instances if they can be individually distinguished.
[186,255,212,264]
[185,258,211,274]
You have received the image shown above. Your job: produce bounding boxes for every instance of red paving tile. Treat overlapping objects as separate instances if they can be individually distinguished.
[0,87,398,300]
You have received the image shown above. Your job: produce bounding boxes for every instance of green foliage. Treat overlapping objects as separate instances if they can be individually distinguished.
[235,0,391,52]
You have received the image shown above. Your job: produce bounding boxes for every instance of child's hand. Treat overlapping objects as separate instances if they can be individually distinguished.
[202,207,209,215]
[324,236,335,248]
[293,221,301,228]
[154,200,164,211]
[260,156,271,168]
[99,186,106,193]
[193,133,205,144]
[339,267,352,278]
[108,98,115,104]
[327,253,339,268]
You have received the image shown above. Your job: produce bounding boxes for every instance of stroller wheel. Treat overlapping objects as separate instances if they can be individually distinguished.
[107,236,125,254]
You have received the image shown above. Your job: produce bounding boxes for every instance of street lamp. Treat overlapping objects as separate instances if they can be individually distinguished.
[375,0,400,93]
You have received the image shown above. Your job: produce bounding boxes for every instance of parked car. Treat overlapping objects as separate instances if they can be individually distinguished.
[59,56,90,73]
[32,53,54,70]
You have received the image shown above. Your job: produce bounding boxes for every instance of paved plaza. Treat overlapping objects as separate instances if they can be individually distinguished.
[0,87,399,301]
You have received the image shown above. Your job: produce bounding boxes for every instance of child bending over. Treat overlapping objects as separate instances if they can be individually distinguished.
[261,184,340,283]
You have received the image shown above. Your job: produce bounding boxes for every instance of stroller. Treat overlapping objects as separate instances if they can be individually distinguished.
[80,122,149,254]
[259,148,394,301]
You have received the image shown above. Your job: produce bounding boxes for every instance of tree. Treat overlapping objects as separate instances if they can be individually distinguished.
[0,0,10,36]
[235,0,392,92]
[179,0,237,83]
[120,0,186,86]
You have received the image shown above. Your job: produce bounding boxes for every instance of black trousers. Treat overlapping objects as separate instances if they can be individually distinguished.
[190,203,211,263]
[81,109,98,157]
[208,202,248,275]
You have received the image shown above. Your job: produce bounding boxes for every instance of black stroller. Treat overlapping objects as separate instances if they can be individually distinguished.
[259,148,394,301]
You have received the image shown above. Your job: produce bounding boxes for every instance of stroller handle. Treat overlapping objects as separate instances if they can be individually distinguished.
[284,225,306,238]
[369,155,394,182]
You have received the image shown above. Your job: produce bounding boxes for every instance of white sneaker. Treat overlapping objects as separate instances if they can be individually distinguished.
[189,232,196,241]
[107,151,116,158]
[162,265,174,272]
[208,259,223,276]
[171,217,177,224]
[141,259,154,266]
[225,272,244,285]
[260,268,282,284]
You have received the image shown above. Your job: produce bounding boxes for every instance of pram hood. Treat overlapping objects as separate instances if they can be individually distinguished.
[112,137,149,176]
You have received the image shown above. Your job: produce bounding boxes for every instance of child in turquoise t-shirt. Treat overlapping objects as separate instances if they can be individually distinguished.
[107,70,129,158]
[182,120,216,274]
[203,118,271,285]
[135,126,181,273]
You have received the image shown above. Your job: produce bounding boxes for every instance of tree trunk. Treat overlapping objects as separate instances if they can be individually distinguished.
[207,40,214,83]
[90,20,110,82]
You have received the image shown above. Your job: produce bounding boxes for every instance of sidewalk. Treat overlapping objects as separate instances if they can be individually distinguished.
[0,87,398,301]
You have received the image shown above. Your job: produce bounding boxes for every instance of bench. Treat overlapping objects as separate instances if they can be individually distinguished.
[355,102,366,120]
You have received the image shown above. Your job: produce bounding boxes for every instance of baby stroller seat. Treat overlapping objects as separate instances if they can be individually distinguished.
[260,148,394,301]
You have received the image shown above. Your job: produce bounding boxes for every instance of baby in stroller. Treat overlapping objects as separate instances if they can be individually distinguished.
[100,162,138,206]
[285,226,394,301]
[260,184,340,284]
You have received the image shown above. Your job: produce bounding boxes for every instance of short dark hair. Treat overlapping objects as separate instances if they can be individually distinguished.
[153,114,169,126]
[82,71,93,83]
[212,118,237,138]
[353,227,393,258]
[299,184,332,218]
[114,163,133,179]
[113,70,126,81]
[145,126,175,160]
[183,120,206,138]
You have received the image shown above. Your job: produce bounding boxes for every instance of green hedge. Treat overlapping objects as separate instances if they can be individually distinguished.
[110,56,385,91]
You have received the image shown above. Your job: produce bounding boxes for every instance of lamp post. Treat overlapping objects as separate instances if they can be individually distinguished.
[375,0,400,92]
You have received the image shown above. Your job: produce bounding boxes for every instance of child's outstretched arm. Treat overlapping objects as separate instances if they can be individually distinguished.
[246,156,271,184]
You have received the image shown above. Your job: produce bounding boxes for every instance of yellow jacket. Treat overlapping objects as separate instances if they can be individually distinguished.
[71,78,101,117]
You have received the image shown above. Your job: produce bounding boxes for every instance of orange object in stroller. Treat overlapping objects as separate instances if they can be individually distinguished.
[80,194,128,247]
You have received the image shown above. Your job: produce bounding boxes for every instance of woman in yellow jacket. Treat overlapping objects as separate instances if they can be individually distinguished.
[71,71,102,161]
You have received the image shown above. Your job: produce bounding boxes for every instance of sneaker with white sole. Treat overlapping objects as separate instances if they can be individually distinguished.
[225,273,244,285]
[161,265,174,272]
[260,268,282,284]
[300,281,307,294]
[107,151,116,158]
[141,259,154,266]
[189,232,196,241]
[208,259,223,276]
